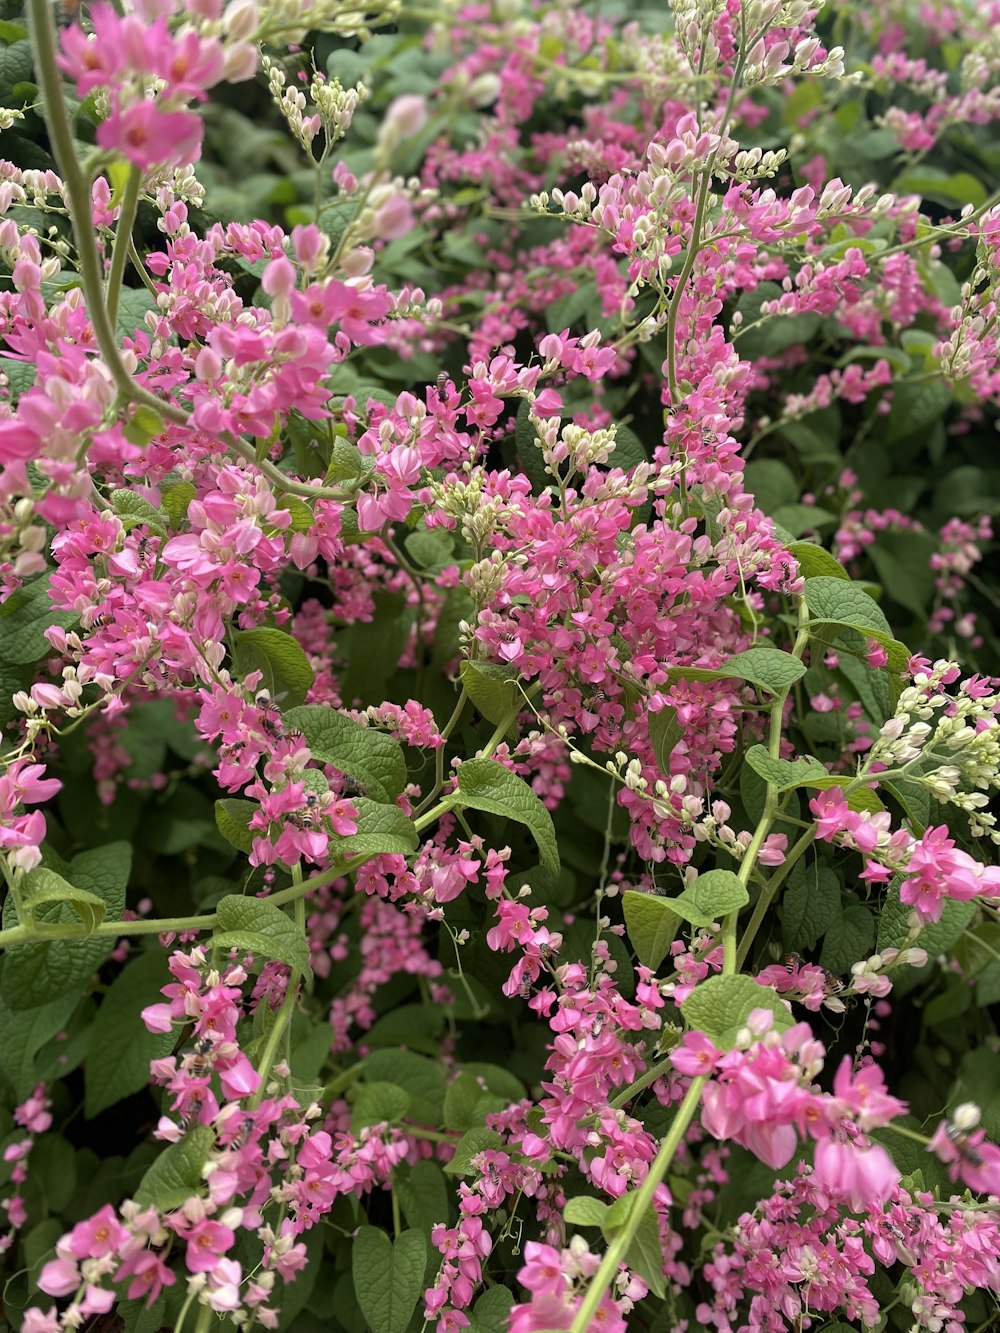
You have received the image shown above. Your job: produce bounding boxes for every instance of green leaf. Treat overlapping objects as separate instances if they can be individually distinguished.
[622,890,680,970]
[21,871,107,935]
[115,288,157,341]
[952,1049,1000,1140]
[232,627,315,709]
[133,1126,215,1211]
[364,1050,446,1124]
[782,862,843,953]
[894,167,988,209]
[460,1062,526,1101]
[0,356,36,403]
[0,575,76,665]
[803,575,910,671]
[444,1126,503,1176]
[396,1159,450,1234]
[2,847,130,1010]
[283,705,407,803]
[0,40,32,99]
[601,1194,666,1299]
[612,422,648,470]
[681,974,793,1048]
[671,870,750,924]
[472,1286,516,1333]
[563,1196,610,1227]
[442,1072,507,1132]
[819,903,874,974]
[27,1133,77,1213]
[456,757,559,875]
[0,991,79,1097]
[876,878,974,956]
[836,652,891,724]
[514,397,550,492]
[623,874,748,969]
[460,660,524,730]
[85,952,175,1119]
[789,543,851,583]
[335,797,418,859]
[734,282,820,357]
[804,576,891,633]
[744,744,829,790]
[668,647,807,696]
[23,1218,61,1299]
[352,1228,427,1333]
[351,1082,410,1133]
[744,459,799,514]
[109,488,167,536]
[337,590,415,704]
[214,798,256,854]
[868,530,938,618]
[406,528,455,572]
[212,894,311,973]
[275,495,315,533]
[118,1296,170,1333]
[649,705,682,775]
[771,504,837,537]
[161,479,195,528]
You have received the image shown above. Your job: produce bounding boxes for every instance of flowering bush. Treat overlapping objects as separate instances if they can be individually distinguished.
[1,0,1000,1330]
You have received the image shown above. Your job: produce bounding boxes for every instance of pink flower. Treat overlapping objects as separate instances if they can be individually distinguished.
[68,1205,129,1259]
[671,1031,722,1076]
[813,1135,899,1208]
[185,1219,237,1274]
[97,104,204,170]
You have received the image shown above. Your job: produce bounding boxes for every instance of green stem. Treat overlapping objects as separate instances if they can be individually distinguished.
[735,826,817,969]
[568,1076,707,1333]
[27,0,136,403]
[609,1052,676,1110]
[578,602,813,1325]
[249,887,305,1111]
[882,1121,932,1146]
[27,0,355,506]
[192,1304,213,1333]
[105,165,142,328]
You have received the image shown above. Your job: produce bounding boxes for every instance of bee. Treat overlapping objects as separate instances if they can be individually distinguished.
[537,942,559,964]
[290,809,318,831]
[517,978,535,1001]
[784,953,804,972]
[137,535,155,562]
[945,1121,984,1166]
[179,1097,203,1132]
[187,1036,214,1077]
[230,1117,252,1150]
[255,690,286,740]
[340,774,366,797]
[89,610,112,629]
[219,740,246,762]
[53,0,85,26]
[821,968,845,995]
[435,371,449,394]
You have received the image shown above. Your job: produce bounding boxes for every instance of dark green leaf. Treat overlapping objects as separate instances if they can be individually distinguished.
[283,705,407,803]
[133,1126,215,1211]
[456,757,559,875]
[85,951,175,1119]
[232,627,315,709]
[213,894,310,973]
[352,1228,427,1333]
[214,798,257,854]
[681,975,793,1048]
